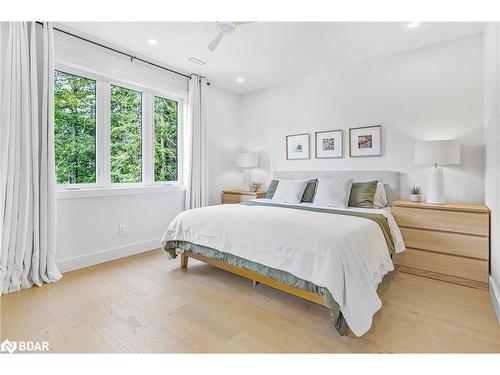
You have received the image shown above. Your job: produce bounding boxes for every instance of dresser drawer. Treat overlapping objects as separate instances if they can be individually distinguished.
[222,193,255,204]
[400,227,488,260]
[393,206,489,236]
[394,248,489,283]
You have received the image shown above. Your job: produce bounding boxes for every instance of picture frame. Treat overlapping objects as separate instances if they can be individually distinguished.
[286,133,310,160]
[315,130,343,159]
[349,125,382,157]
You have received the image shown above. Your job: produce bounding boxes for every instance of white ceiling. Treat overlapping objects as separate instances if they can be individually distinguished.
[56,22,483,95]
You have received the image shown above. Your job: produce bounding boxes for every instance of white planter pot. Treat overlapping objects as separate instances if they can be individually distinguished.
[410,194,421,202]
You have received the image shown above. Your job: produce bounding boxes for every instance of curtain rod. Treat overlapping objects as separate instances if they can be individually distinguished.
[36,22,209,83]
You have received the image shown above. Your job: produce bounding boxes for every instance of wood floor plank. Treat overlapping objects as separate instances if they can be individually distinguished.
[154,309,199,340]
[63,322,114,353]
[134,321,191,353]
[224,332,276,353]
[1,248,499,353]
[96,320,152,353]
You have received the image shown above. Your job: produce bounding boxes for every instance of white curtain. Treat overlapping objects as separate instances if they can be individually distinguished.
[0,22,62,294]
[185,74,209,209]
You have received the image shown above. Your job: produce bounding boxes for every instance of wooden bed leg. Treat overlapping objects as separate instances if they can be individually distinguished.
[253,280,259,286]
[181,254,189,269]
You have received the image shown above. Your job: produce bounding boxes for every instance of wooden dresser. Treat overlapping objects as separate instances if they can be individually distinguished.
[392,200,490,290]
[222,189,266,204]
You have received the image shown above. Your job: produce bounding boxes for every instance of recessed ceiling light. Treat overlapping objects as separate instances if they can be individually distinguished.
[407,22,420,29]
[188,57,206,65]
[147,39,158,45]
[236,77,245,83]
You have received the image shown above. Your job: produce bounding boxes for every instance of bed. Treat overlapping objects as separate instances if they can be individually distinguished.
[161,170,405,337]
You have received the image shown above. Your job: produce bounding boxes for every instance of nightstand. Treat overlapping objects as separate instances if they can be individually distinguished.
[392,200,490,290]
[222,189,266,204]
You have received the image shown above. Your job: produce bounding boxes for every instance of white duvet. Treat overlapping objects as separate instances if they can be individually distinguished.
[161,200,405,336]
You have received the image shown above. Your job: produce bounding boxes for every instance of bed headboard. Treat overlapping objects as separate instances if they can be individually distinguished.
[273,170,401,205]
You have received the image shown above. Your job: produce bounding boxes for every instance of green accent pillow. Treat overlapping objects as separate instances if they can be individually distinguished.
[349,180,379,208]
[301,179,318,203]
[266,180,279,199]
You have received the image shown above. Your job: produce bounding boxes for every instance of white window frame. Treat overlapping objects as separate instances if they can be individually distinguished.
[54,62,186,196]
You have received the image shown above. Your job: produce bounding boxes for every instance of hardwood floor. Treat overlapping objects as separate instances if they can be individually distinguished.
[1,249,500,353]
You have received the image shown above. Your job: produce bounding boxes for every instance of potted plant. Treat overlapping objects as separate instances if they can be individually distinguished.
[250,182,262,192]
[409,186,422,202]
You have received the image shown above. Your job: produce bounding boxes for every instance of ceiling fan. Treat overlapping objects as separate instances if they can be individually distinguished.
[208,21,251,52]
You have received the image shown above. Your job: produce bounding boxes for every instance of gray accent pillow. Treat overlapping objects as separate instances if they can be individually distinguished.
[266,180,279,199]
[301,179,318,203]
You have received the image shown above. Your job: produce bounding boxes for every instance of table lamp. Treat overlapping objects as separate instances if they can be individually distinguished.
[414,140,461,204]
[236,152,259,191]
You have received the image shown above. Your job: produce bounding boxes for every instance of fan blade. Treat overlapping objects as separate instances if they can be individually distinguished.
[208,33,223,51]
[233,21,253,26]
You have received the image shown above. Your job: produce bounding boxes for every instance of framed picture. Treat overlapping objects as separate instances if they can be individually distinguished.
[349,125,382,157]
[286,133,310,160]
[315,130,343,158]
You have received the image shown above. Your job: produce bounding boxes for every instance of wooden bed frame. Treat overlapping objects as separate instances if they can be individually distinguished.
[180,251,326,306]
[180,250,394,308]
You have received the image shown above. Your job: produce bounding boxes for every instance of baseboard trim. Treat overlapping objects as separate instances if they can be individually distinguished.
[490,276,500,324]
[57,238,162,273]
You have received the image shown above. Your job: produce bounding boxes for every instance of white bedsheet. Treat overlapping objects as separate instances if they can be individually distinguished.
[253,198,406,253]
[161,201,405,336]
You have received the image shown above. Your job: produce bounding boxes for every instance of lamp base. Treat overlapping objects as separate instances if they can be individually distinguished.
[242,169,252,191]
[426,167,445,204]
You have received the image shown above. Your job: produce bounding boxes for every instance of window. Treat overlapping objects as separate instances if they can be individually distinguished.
[110,85,143,183]
[154,96,178,182]
[54,70,97,184]
[53,65,184,191]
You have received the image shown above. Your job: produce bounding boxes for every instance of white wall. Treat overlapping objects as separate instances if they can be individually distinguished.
[239,34,484,203]
[56,191,185,271]
[54,31,188,93]
[483,23,500,321]
[54,31,241,271]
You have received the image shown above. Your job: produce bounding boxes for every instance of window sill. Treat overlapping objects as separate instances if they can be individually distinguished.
[56,184,186,200]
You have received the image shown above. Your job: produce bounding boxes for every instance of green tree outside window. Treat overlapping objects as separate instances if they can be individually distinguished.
[154,96,178,182]
[54,70,97,184]
[110,85,142,183]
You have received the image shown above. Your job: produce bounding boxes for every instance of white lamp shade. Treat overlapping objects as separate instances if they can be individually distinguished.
[414,140,461,166]
[236,153,258,168]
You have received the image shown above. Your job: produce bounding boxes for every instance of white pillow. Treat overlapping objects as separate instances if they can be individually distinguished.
[271,180,308,204]
[313,178,354,208]
[373,182,388,208]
